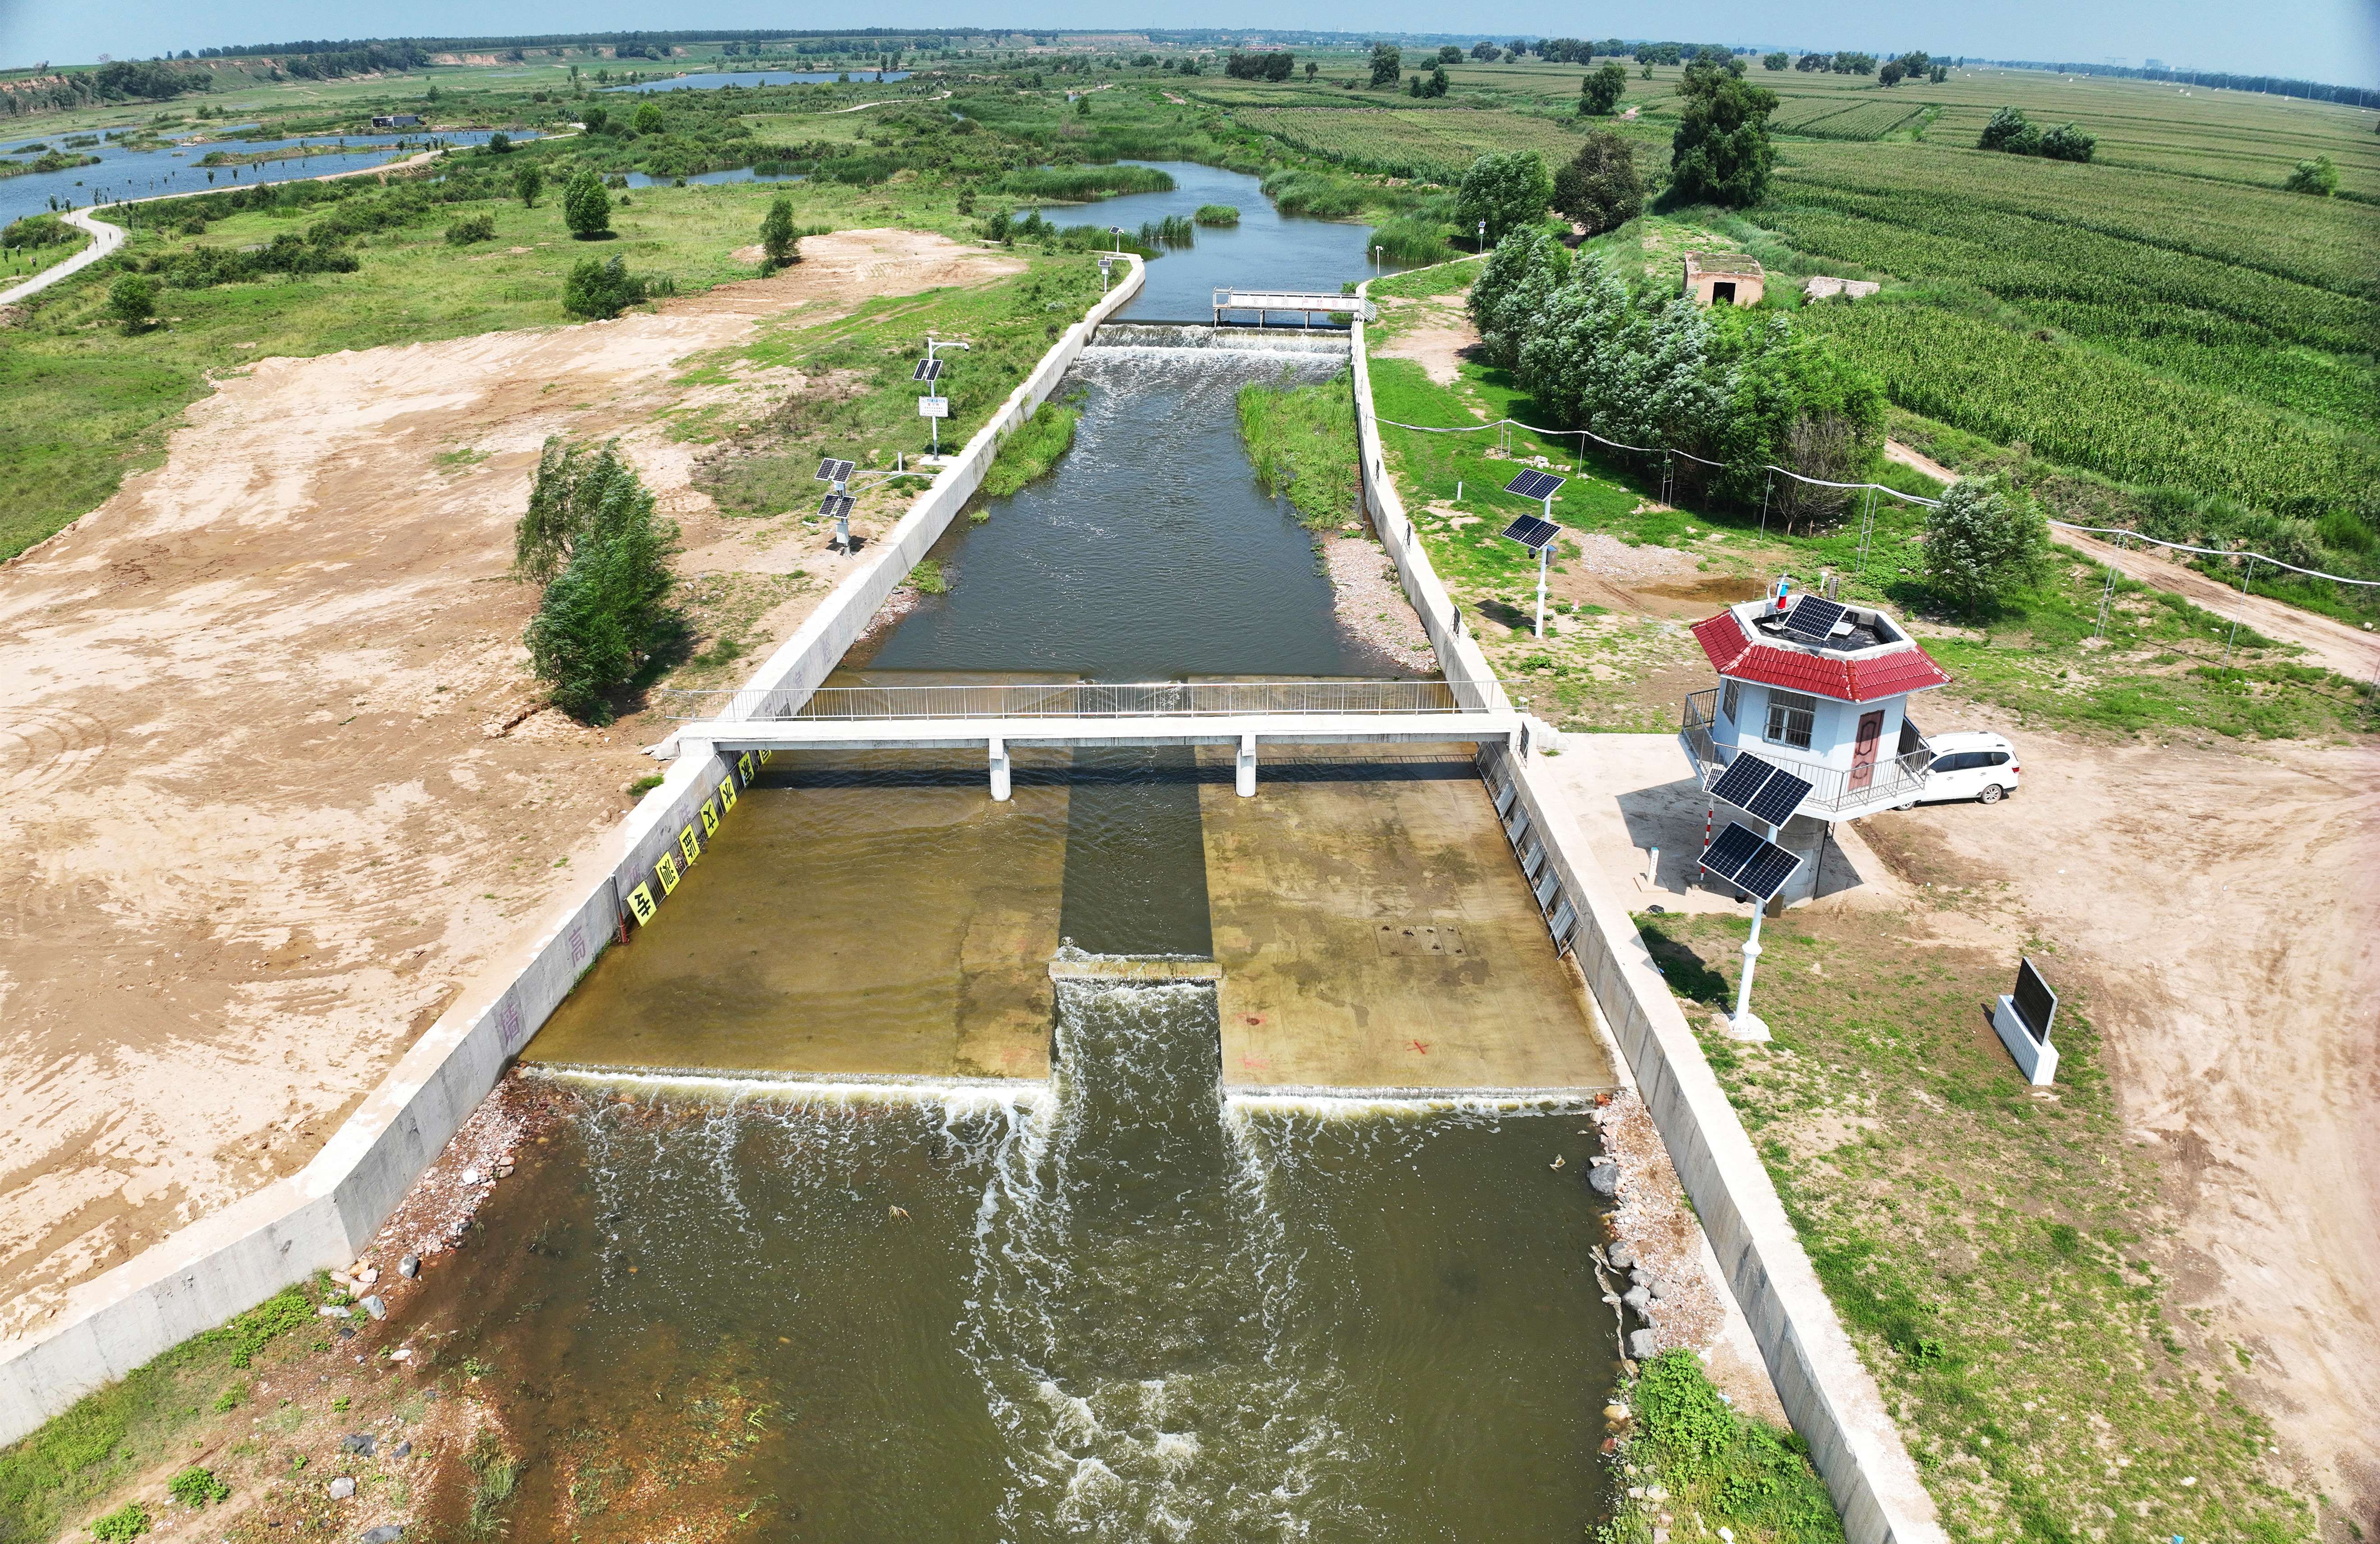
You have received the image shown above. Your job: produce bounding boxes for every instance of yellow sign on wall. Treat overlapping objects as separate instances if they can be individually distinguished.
[656,852,680,894]
[626,883,657,924]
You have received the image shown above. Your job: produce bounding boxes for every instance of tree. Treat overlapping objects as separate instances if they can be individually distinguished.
[1305,60,1318,80]
[2037,123,2095,161]
[1426,64,1450,97]
[1368,42,1402,87]
[1718,314,1887,526]
[1669,61,1777,206]
[1471,41,1499,61]
[630,100,664,135]
[1880,60,1907,86]
[758,195,798,271]
[1796,53,1827,72]
[1978,106,2032,151]
[561,254,647,318]
[562,170,610,238]
[1436,45,1465,65]
[105,272,156,332]
[513,163,543,207]
[1454,150,1552,246]
[518,441,680,723]
[1467,225,1568,366]
[1922,475,2050,616]
[581,105,608,133]
[487,131,512,153]
[1579,61,1628,115]
[2285,155,2339,195]
[1761,52,1788,70]
[1552,130,1643,234]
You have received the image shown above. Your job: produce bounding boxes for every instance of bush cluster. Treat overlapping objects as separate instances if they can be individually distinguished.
[1470,225,1886,522]
[1979,106,2096,162]
[517,440,681,724]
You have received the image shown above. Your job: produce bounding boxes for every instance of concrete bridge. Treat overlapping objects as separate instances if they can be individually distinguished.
[661,679,1526,800]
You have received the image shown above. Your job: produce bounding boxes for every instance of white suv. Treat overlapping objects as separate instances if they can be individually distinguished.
[1908,731,2020,806]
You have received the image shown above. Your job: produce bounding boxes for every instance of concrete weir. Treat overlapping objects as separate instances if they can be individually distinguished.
[0,257,1155,1448]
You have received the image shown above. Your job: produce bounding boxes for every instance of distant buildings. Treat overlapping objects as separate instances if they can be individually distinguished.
[371,114,423,129]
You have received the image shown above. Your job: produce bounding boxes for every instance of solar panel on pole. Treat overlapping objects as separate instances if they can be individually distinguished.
[1500,514,1560,551]
[1780,595,1848,643]
[912,358,944,382]
[1708,752,1812,827]
[1698,821,1801,902]
[815,458,855,485]
[1504,469,1566,502]
[816,494,855,521]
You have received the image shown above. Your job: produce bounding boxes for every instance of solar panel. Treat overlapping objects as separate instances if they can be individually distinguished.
[815,458,855,484]
[1699,822,1802,902]
[1780,595,1848,643]
[1504,468,1566,501]
[816,494,855,521]
[1501,514,1561,551]
[912,358,943,382]
[1706,752,1812,827]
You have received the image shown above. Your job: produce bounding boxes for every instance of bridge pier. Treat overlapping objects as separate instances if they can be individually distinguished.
[989,735,1011,802]
[1236,733,1257,797]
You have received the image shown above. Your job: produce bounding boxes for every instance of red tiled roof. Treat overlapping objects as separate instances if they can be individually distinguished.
[1692,611,1951,703]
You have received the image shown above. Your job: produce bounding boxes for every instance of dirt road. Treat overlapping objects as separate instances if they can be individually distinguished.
[0,231,1022,1339]
[1883,440,2380,682]
[1868,725,2380,1517]
[0,209,122,306]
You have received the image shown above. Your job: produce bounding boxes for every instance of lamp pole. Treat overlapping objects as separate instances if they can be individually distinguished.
[1477,219,1486,251]
[1732,901,1769,1038]
[1534,493,1553,638]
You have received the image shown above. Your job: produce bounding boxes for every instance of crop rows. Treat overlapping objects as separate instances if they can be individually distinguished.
[1776,141,2380,301]
[1229,106,1592,181]
[1770,98,1924,140]
[1795,297,2379,519]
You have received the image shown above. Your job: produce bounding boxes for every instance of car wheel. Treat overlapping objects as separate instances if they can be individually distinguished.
[1978,783,2004,804]
[1894,800,1917,811]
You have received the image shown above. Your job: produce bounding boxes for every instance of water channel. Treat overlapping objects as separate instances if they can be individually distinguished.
[1,128,519,225]
[429,163,1621,1538]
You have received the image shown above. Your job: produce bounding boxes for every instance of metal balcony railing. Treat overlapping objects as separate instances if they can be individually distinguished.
[1680,690,1936,818]
[659,679,1478,723]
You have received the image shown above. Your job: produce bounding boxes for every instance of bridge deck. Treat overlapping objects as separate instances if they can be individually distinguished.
[677,710,1522,753]
[1211,288,1377,323]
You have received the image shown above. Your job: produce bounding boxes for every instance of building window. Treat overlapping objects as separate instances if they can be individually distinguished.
[1764,690,1816,750]
[1721,680,1741,722]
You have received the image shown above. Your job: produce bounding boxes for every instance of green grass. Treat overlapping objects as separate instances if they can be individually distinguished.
[1363,315,2371,741]
[0,1284,314,1541]
[1236,367,1360,528]
[1632,907,2311,1544]
[1607,1351,1843,1544]
[973,391,1082,506]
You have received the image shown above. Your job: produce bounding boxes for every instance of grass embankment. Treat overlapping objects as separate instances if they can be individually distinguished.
[1631,906,2309,1544]
[1361,264,2369,742]
[0,1283,318,1540]
[971,391,1082,506]
[1608,1351,1842,1544]
[1236,368,1358,528]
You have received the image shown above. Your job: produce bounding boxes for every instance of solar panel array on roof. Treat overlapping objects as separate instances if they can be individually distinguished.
[912,358,944,382]
[1501,514,1561,551]
[1505,468,1566,501]
[1706,752,1813,827]
[816,494,855,521]
[1700,821,1802,902]
[1780,595,1848,643]
[815,458,856,484]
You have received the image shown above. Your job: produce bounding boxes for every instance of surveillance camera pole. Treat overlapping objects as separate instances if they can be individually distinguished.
[923,335,968,456]
[1477,219,1486,251]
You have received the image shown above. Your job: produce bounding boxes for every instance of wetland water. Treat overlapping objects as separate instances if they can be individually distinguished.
[483,165,1621,1538]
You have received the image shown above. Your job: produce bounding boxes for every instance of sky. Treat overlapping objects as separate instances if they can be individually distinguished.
[3,0,2373,86]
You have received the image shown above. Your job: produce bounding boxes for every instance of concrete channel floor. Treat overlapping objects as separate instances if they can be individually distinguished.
[523,748,1615,1092]
[1199,748,1619,1092]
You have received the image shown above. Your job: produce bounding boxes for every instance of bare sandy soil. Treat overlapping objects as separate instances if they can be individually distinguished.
[1867,722,2380,1519]
[1550,721,2380,1517]
[0,230,1023,1339]
[1371,291,1484,387]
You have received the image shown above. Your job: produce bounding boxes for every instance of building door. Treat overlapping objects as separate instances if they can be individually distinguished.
[1849,710,1885,790]
[1713,280,1736,304]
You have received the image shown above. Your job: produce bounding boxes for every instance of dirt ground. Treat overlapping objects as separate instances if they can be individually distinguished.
[1547,714,2380,1518]
[0,230,1024,1342]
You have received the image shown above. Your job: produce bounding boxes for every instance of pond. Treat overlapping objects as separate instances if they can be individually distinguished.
[0,128,526,227]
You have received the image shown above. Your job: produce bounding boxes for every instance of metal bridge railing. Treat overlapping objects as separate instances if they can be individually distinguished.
[658,679,1481,723]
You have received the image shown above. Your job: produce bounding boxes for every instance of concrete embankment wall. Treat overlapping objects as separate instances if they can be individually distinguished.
[0,254,1148,1448]
[1349,277,1945,1544]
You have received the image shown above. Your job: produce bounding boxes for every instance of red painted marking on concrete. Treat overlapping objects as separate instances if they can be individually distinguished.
[1410,1039,1430,1055]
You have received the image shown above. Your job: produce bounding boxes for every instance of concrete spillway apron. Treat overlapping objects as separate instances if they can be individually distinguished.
[1348,266,1946,1544]
[0,253,1152,1447]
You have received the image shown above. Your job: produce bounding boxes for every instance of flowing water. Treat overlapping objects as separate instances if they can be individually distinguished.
[422,985,1619,1539]
[472,164,1623,1537]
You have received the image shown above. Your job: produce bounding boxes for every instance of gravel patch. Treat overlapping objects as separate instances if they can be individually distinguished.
[1323,534,1435,672]
[1568,533,1698,584]
[1591,1089,1725,1361]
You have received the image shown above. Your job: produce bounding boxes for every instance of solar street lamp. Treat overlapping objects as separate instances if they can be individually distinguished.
[814,457,857,551]
[916,336,968,455]
[1697,819,1805,1042]
[1108,225,1126,252]
[1500,469,1566,637]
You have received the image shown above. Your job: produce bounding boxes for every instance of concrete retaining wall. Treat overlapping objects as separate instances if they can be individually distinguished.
[1350,277,1945,1544]
[0,254,1147,1448]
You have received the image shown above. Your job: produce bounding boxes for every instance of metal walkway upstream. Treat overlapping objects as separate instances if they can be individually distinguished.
[1211,287,1376,327]
[661,680,1526,800]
